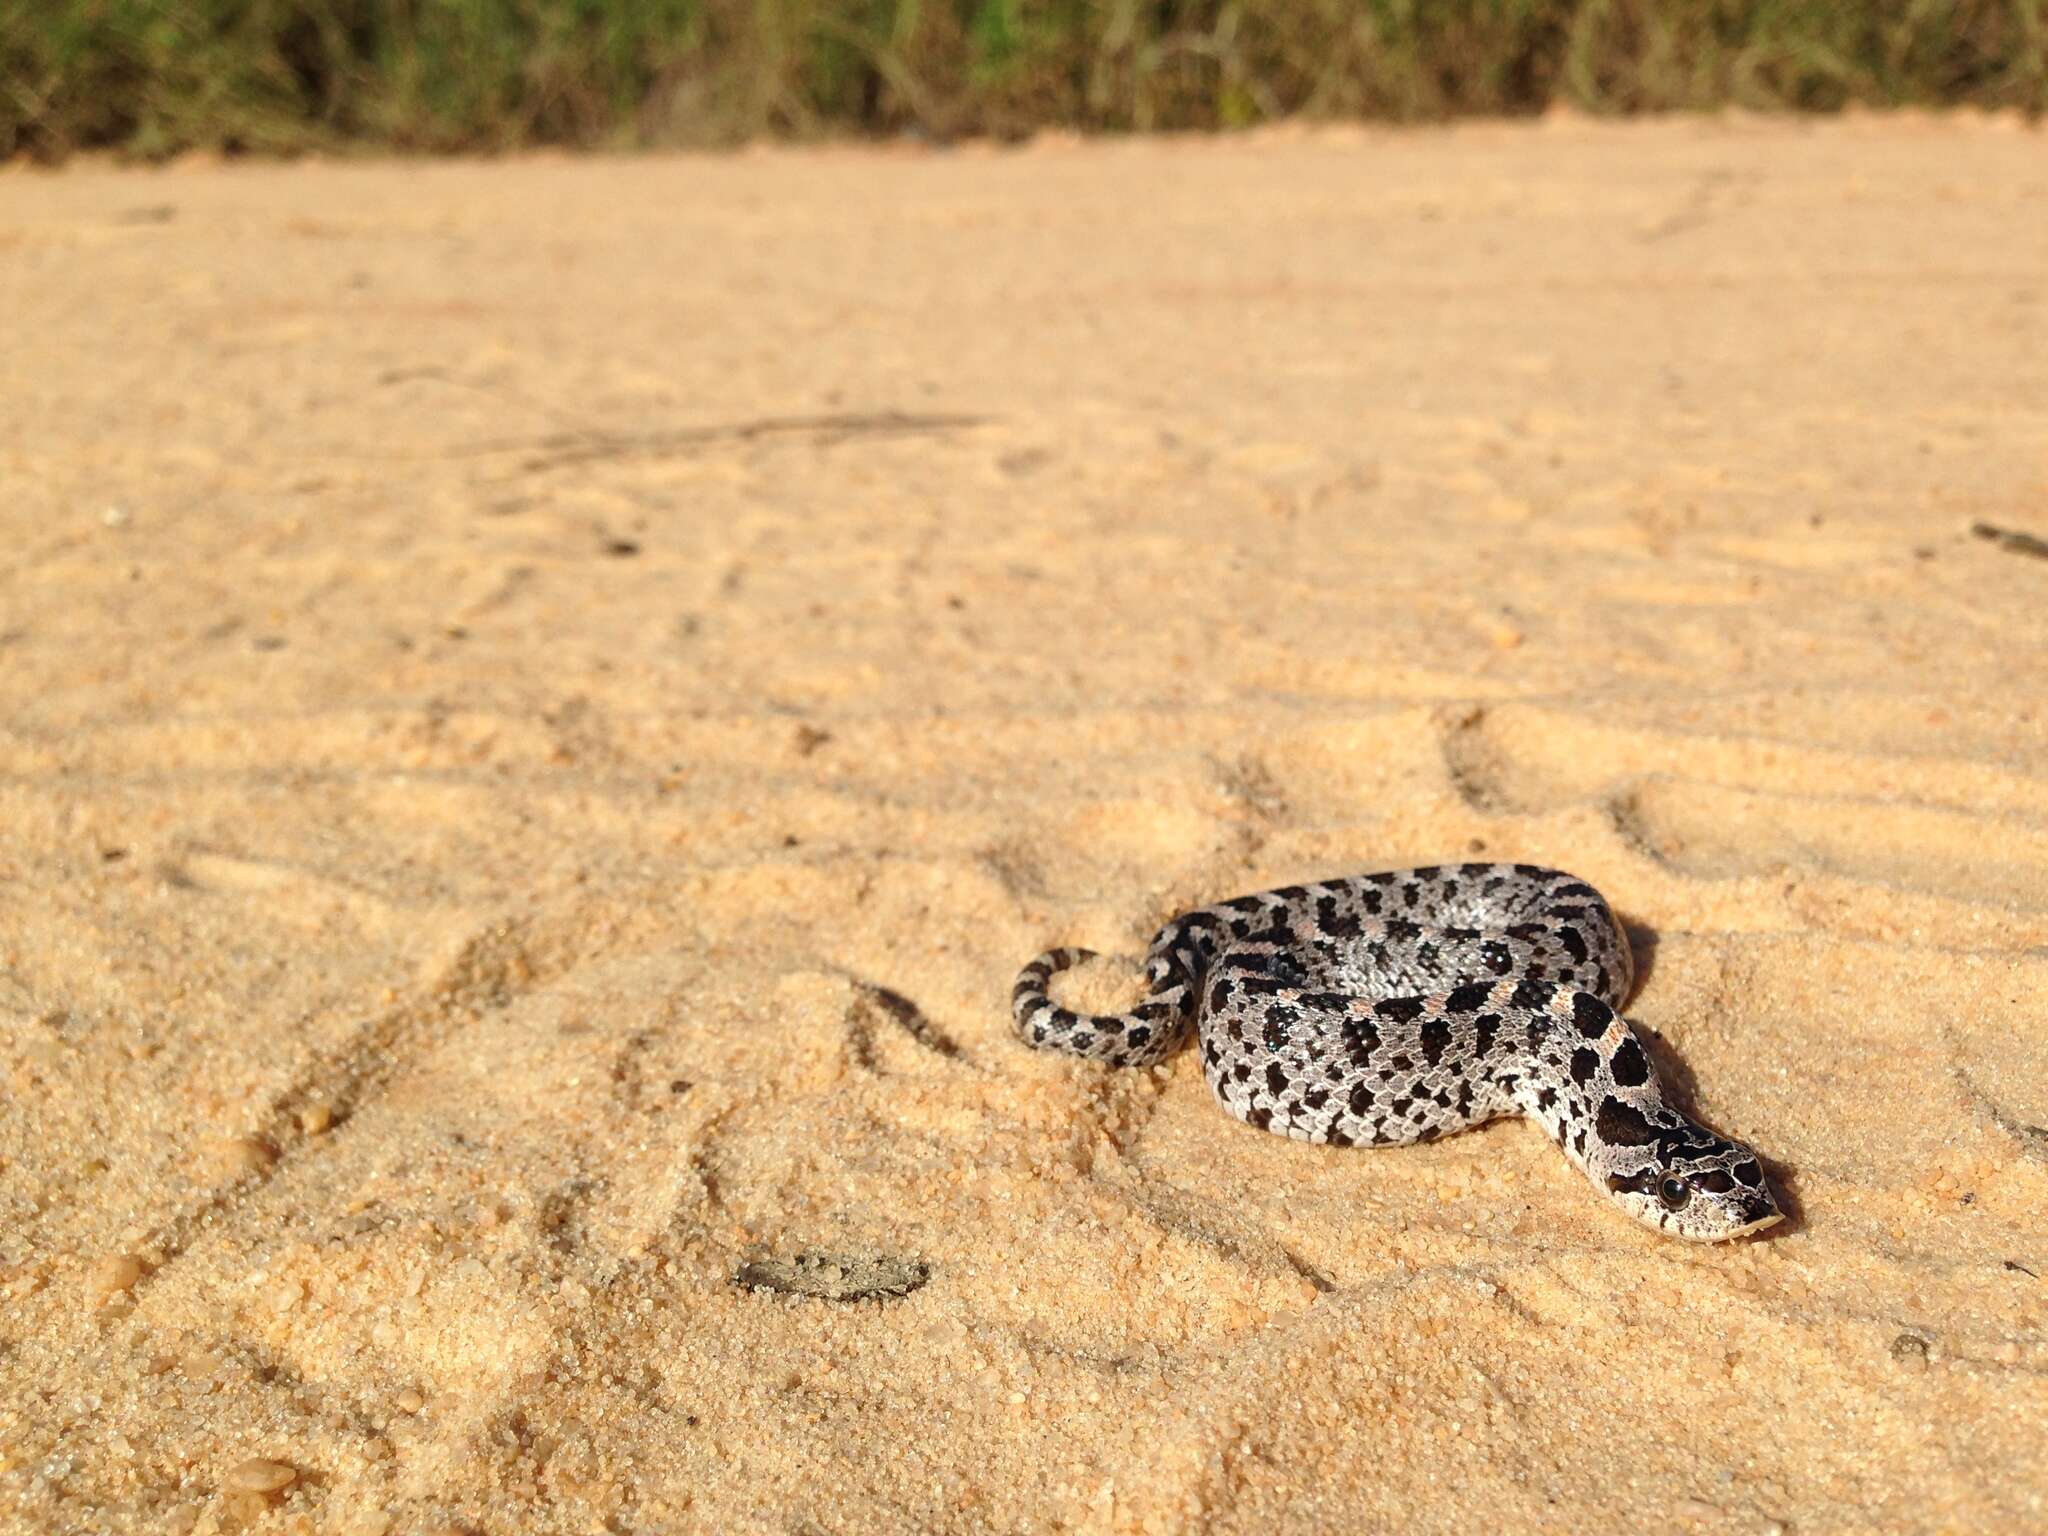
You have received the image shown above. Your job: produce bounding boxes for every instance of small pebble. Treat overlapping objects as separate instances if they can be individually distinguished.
[225,1456,298,1494]
[298,1103,333,1136]
[89,1253,145,1303]
[182,1347,222,1378]
[206,1138,277,1177]
[1889,1332,1931,1372]
[395,1388,426,1414]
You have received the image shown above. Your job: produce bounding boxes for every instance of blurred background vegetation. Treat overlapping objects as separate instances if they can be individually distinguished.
[3,0,2043,160]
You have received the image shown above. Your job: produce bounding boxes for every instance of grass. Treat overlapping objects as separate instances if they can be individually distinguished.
[3,0,2044,160]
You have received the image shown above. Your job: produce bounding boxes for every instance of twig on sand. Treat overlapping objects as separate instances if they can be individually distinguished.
[370,366,987,469]
[1971,521,2048,560]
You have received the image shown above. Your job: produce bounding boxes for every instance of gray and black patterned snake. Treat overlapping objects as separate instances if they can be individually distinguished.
[1012,862,1781,1240]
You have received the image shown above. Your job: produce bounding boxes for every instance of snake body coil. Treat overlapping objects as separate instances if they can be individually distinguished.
[1012,863,1781,1241]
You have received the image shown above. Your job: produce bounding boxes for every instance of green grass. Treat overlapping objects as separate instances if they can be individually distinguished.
[3,0,2044,159]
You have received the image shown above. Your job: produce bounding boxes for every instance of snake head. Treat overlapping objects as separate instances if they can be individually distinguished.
[1605,1142,1782,1241]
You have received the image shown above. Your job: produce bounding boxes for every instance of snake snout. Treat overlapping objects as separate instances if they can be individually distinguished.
[1718,1185,1783,1239]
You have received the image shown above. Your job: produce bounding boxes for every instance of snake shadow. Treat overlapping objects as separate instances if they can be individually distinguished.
[1620,917,1807,1240]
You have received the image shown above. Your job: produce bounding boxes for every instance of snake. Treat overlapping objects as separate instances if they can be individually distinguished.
[1011,862,1781,1241]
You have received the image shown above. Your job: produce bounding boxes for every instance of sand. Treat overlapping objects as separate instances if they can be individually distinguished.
[2,114,2047,1535]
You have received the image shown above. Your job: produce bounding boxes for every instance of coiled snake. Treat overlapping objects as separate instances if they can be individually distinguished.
[1012,863,1781,1241]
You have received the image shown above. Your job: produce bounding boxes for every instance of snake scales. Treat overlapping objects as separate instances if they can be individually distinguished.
[1012,863,1781,1241]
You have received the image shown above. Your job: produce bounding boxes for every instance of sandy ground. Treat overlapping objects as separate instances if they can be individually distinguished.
[3,114,2048,1536]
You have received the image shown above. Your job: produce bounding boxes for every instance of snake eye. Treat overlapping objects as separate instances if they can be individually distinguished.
[1658,1176,1691,1211]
